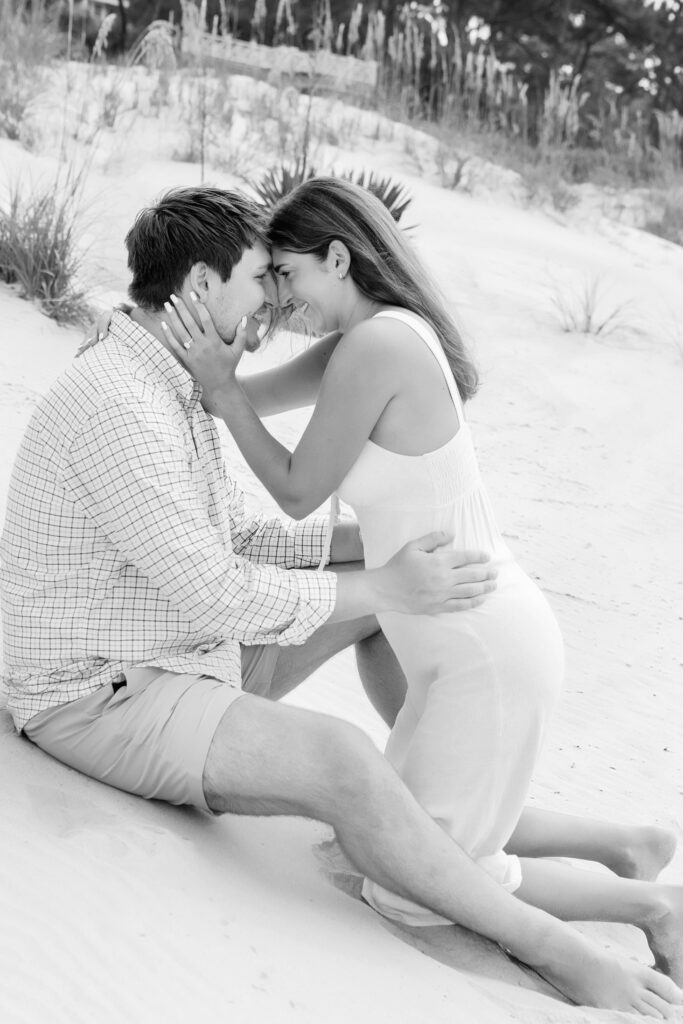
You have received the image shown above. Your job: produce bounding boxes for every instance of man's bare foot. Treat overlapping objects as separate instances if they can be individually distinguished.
[532,923,683,1016]
[609,826,677,881]
[643,885,683,987]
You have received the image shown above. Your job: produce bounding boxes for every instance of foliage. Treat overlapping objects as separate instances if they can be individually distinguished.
[249,163,414,225]
[127,20,178,70]
[250,158,317,208]
[643,188,683,246]
[549,274,636,337]
[0,164,93,325]
[0,0,60,140]
[343,169,413,223]
[161,1,682,188]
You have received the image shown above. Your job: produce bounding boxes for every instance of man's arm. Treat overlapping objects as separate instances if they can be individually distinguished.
[328,532,495,622]
[60,400,336,645]
[225,472,331,569]
[62,402,495,640]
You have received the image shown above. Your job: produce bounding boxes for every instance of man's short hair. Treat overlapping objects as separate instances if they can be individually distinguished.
[125,187,267,309]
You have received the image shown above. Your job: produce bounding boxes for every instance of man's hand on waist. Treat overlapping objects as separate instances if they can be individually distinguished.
[327,532,496,622]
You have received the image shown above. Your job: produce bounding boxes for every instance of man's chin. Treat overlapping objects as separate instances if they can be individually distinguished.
[245,336,262,353]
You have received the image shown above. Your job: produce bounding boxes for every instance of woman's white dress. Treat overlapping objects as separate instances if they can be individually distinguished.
[336,310,564,926]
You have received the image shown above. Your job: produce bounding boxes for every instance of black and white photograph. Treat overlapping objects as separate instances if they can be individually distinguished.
[0,1,682,1021]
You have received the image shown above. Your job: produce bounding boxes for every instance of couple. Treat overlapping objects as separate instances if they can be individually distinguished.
[1,182,681,1017]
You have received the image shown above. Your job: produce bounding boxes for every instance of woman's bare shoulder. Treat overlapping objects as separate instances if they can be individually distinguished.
[337,312,434,371]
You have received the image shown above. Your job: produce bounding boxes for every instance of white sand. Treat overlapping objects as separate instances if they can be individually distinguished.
[1,114,682,1024]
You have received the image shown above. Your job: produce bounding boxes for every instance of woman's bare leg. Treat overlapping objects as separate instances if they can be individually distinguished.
[517,857,683,992]
[509,807,677,881]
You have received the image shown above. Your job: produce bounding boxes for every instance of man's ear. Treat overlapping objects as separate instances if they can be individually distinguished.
[326,240,351,277]
[188,262,210,296]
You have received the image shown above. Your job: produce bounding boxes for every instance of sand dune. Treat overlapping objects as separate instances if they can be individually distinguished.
[1,127,682,1022]
[0,709,657,1024]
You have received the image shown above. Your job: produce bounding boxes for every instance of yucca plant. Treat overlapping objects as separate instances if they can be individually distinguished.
[250,158,319,208]
[343,169,413,224]
[250,163,414,226]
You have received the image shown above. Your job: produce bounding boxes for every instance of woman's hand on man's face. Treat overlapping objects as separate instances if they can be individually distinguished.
[161,292,248,417]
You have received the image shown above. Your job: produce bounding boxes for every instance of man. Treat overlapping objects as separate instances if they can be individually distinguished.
[1,187,678,1015]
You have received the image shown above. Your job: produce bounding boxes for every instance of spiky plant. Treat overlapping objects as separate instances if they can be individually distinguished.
[341,168,413,224]
[249,159,319,209]
[250,163,414,225]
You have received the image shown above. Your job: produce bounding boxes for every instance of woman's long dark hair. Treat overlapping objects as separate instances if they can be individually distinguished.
[267,177,479,401]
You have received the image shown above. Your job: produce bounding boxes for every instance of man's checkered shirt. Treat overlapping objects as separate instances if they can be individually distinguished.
[0,312,336,732]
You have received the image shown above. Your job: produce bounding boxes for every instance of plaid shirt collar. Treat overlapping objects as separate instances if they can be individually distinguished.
[108,309,201,409]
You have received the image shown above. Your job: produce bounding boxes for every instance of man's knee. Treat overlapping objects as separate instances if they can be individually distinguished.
[202,695,380,819]
[314,717,380,806]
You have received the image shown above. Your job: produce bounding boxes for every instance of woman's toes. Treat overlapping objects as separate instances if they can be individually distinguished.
[646,967,683,1003]
[641,990,676,1019]
[634,1004,663,1020]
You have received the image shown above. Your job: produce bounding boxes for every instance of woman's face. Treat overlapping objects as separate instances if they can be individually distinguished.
[271,248,338,333]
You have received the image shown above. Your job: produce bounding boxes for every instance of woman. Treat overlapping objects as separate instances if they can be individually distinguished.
[98,178,682,1011]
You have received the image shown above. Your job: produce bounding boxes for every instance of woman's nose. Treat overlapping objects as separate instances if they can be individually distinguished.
[276,277,293,309]
[262,270,281,309]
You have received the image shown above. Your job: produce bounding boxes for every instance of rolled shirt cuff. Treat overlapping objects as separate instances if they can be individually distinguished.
[270,566,337,645]
[289,515,333,569]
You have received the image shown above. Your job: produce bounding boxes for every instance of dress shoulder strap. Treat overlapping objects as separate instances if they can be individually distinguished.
[372,309,465,426]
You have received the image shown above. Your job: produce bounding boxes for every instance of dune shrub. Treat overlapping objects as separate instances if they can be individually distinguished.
[0,167,92,325]
[549,275,636,338]
[643,189,683,248]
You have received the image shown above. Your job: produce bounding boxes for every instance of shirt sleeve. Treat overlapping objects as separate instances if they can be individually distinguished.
[60,400,336,645]
[226,475,331,569]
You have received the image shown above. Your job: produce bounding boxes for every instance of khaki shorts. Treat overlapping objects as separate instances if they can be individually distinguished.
[23,644,281,812]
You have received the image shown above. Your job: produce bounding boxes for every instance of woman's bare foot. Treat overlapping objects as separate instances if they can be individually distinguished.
[609,826,677,881]
[643,885,683,987]
[538,935,683,1016]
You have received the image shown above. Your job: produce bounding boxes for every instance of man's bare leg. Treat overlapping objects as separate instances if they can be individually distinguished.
[516,858,683,987]
[202,696,682,1015]
[355,625,677,882]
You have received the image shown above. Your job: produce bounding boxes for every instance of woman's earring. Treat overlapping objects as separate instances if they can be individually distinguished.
[338,272,344,280]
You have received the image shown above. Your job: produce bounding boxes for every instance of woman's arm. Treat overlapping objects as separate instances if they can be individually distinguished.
[161,296,397,519]
[239,331,343,417]
[218,327,395,518]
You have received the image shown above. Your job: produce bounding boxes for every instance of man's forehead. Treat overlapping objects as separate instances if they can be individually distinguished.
[241,242,272,268]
